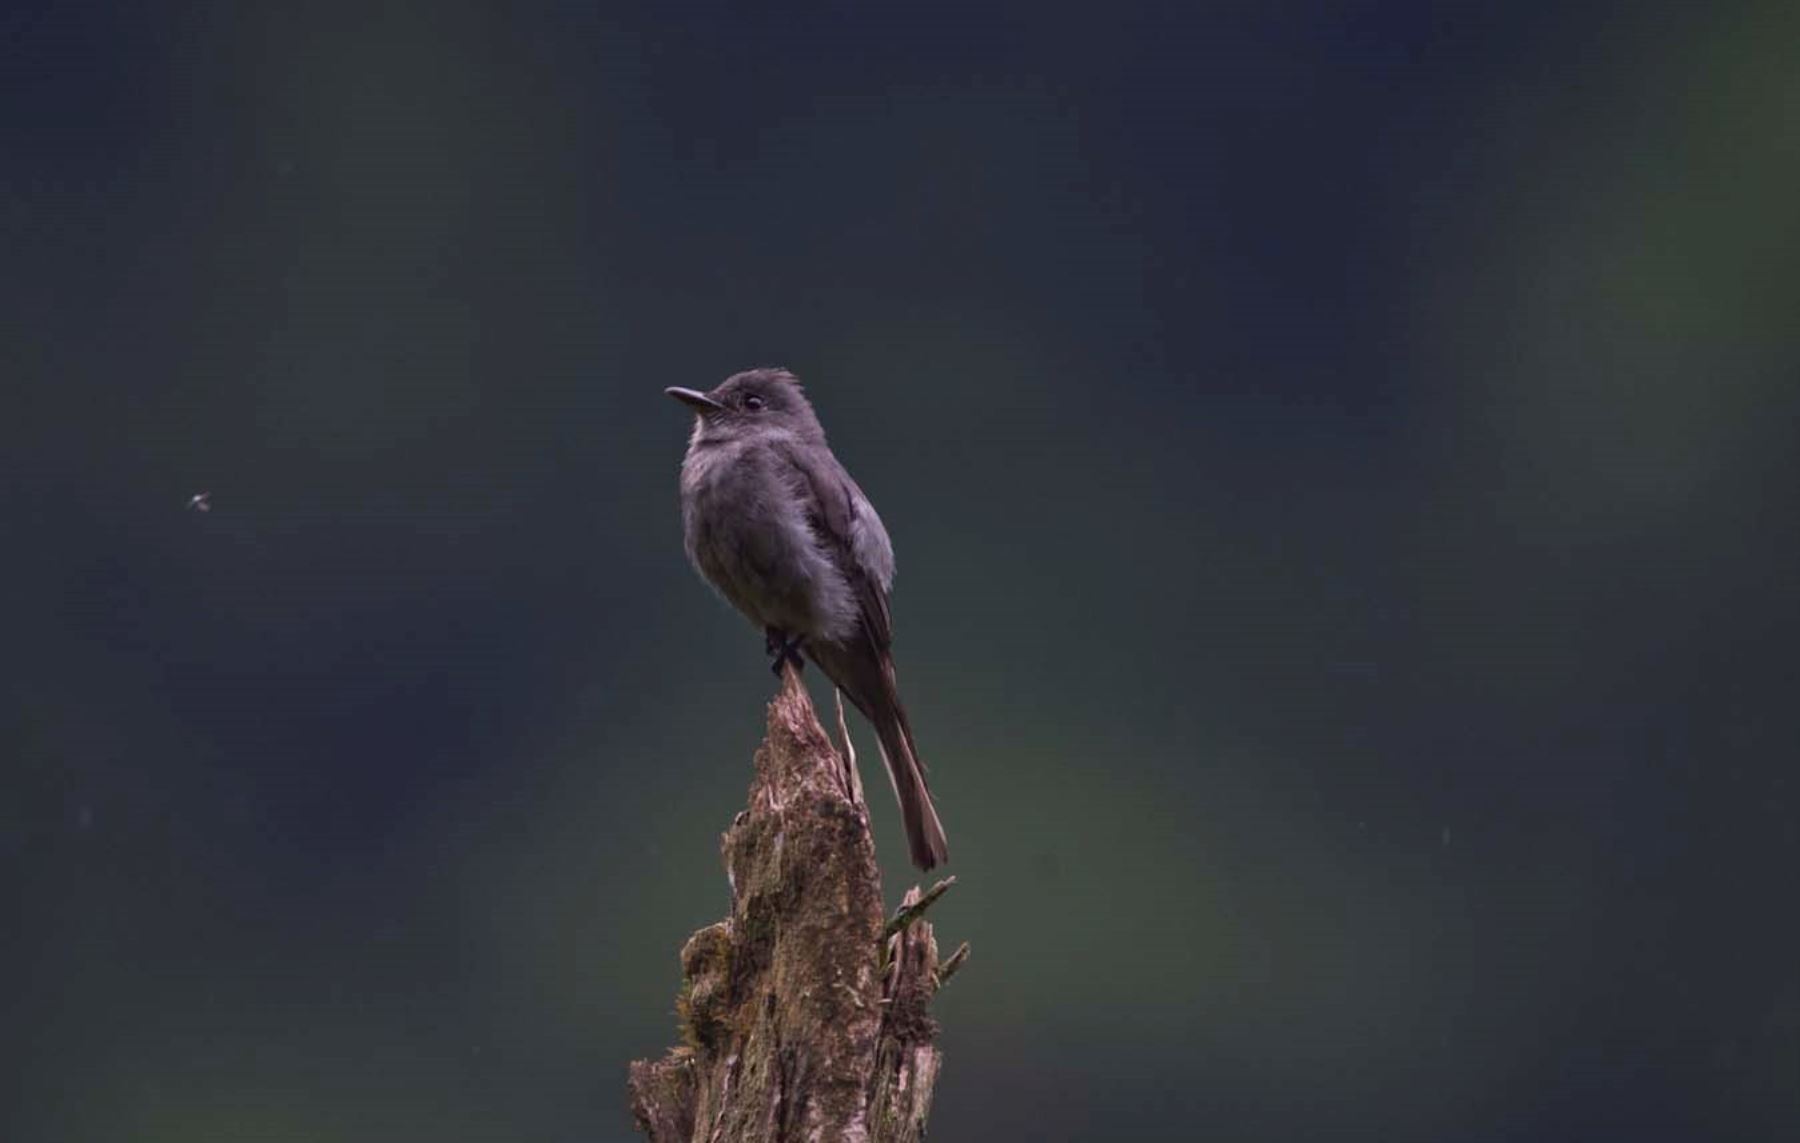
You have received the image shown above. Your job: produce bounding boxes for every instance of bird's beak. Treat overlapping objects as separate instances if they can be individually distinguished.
[666,387,723,413]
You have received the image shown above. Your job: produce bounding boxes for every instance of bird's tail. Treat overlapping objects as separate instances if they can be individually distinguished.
[872,717,949,873]
[809,639,948,871]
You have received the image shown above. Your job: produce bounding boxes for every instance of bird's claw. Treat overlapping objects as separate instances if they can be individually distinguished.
[764,628,806,674]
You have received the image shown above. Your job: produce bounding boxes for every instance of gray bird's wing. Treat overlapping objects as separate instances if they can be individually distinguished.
[773,438,896,645]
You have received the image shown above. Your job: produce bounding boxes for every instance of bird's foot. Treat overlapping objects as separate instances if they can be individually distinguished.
[764,628,806,675]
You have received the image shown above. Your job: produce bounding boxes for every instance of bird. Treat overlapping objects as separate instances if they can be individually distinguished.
[667,367,948,870]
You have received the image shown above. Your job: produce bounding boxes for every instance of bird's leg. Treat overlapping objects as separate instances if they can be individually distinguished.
[763,626,806,674]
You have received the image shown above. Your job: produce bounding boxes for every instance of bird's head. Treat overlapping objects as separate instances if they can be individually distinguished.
[667,367,825,445]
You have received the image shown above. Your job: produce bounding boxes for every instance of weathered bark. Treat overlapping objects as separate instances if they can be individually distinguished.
[629,665,961,1142]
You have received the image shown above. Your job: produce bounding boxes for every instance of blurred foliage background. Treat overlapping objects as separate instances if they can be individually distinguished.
[4,2,1797,1139]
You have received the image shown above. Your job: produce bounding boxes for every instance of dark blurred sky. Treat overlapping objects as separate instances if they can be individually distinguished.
[5,2,1798,1140]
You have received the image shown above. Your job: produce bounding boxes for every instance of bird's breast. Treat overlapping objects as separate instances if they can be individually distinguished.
[678,441,858,640]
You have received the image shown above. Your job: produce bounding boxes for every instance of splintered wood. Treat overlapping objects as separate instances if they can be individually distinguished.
[629,666,963,1142]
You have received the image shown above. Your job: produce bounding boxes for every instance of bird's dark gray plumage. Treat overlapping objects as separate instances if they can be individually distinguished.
[667,367,948,870]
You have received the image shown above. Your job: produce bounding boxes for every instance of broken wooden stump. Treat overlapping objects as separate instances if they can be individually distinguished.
[629,664,963,1142]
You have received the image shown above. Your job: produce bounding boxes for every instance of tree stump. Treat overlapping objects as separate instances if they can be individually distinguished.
[628,665,962,1141]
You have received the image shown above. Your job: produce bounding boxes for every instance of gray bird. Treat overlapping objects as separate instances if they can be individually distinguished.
[667,367,949,871]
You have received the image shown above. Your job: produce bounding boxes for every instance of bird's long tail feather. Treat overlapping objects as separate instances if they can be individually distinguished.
[809,639,948,871]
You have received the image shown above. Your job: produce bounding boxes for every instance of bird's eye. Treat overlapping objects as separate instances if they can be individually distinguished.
[744,394,766,411]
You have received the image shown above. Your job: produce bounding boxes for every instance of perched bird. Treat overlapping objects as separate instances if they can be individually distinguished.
[668,368,948,870]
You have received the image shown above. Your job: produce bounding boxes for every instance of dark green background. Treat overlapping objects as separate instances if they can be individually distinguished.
[5,2,1797,1139]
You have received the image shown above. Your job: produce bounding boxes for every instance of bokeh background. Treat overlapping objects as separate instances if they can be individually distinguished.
[5,2,1798,1139]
